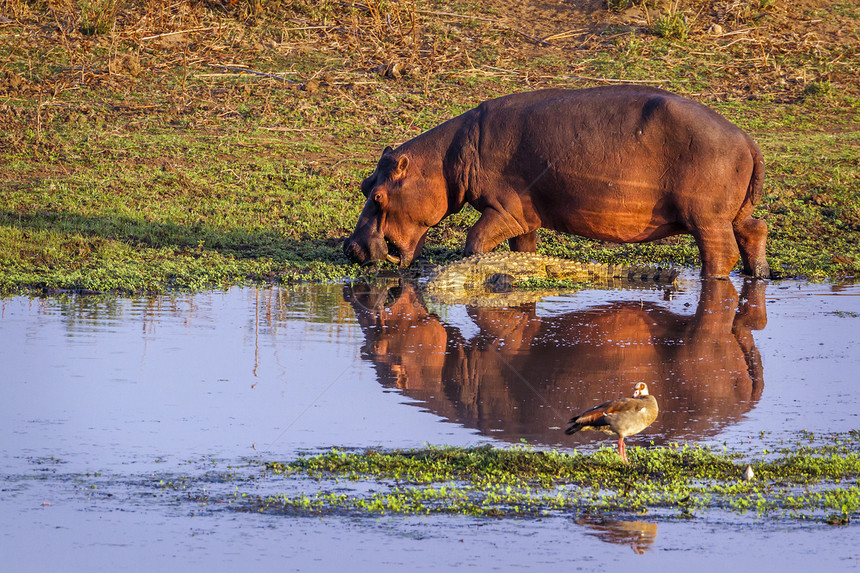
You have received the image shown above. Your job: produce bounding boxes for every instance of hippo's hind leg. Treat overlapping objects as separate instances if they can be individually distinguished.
[508,231,537,252]
[733,216,769,278]
[691,224,741,278]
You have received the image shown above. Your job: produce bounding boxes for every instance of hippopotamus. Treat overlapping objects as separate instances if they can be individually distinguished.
[343,86,769,278]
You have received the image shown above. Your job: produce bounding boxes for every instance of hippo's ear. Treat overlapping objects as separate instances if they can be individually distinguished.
[393,155,409,178]
[382,145,394,157]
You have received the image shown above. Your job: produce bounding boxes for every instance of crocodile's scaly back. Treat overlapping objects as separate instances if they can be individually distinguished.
[424,252,679,295]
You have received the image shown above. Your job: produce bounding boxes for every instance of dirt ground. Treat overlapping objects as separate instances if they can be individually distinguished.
[3,0,857,125]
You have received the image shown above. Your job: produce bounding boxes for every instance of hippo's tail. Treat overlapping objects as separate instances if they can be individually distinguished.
[747,141,765,206]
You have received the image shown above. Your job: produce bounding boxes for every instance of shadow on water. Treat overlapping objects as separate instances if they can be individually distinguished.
[344,278,768,447]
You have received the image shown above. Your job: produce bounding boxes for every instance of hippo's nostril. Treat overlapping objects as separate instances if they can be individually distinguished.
[343,238,365,263]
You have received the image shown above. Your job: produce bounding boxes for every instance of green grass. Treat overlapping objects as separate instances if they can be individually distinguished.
[0,127,370,292]
[0,0,858,294]
[653,13,690,41]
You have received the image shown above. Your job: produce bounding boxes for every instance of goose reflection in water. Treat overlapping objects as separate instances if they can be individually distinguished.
[343,278,767,446]
[576,518,658,554]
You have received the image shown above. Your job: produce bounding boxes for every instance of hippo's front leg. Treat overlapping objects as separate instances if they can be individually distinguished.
[464,208,534,256]
[508,231,537,252]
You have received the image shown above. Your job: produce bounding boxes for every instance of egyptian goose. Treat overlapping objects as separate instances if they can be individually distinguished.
[565,382,658,463]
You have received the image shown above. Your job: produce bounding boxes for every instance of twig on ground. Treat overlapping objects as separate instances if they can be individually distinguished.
[511,29,552,46]
[141,27,219,41]
[560,75,674,84]
[482,65,520,75]
[415,9,505,23]
[717,37,758,50]
[713,27,754,37]
[283,25,339,32]
[205,64,297,83]
[261,127,314,132]
[541,28,588,43]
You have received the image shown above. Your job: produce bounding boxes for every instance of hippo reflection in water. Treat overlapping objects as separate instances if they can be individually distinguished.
[343,280,767,446]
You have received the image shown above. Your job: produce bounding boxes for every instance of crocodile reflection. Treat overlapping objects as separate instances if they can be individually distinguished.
[344,279,767,445]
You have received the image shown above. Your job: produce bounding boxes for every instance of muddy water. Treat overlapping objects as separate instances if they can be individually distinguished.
[2,278,859,571]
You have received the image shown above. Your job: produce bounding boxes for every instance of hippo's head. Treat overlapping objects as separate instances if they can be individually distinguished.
[343,146,449,267]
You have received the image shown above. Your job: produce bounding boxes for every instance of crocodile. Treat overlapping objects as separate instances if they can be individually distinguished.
[422,252,678,306]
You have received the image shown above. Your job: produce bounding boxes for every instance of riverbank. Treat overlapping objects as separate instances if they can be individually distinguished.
[1,0,858,294]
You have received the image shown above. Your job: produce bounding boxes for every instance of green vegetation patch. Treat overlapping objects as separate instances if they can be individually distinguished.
[239,436,860,521]
[511,277,593,291]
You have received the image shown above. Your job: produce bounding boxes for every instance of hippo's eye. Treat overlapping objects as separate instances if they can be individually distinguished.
[372,190,388,209]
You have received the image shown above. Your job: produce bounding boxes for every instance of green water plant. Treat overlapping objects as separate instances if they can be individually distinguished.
[511,277,592,291]
[243,437,860,521]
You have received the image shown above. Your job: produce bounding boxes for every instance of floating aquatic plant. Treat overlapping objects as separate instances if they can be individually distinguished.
[221,437,860,522]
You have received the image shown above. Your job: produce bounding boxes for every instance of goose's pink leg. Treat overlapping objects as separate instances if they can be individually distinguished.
[618,438,629,463]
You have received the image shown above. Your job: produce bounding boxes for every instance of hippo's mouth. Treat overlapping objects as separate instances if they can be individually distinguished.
[384,238,402,266]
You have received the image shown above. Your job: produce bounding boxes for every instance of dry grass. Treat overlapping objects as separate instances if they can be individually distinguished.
[2,0,857,105]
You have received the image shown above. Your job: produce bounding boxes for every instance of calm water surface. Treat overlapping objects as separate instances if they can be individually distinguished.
[2,277,859,571]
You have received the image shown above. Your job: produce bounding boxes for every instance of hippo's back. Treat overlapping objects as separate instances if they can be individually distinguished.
[473,86,750,155]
